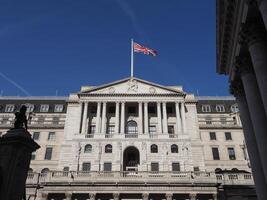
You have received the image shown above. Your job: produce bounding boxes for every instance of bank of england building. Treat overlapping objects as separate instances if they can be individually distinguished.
[0,77,256,199]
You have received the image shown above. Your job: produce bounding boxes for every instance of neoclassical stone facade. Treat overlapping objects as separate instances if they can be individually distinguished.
[217,0,267,199]
[0,77,256,200]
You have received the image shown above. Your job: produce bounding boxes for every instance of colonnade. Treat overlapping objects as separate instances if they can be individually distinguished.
[79,101,187,135]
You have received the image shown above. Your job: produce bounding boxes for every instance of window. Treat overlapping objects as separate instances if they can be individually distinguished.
[107,125,115,135]
[63,167,69,176]
[148,106,156,114]
[89,125,96,134]
[108,106,115,114]
[149,125,156,135]
[205,116,212,124]
[216,105,225,112]
[104,162,112,171]
[220,117,226,124]
[171,144,178,153]
[48,132,56,140]
[31,152,36,160]
[52,117,59,125]
[40,104,49,112]
[168,126,174,135]
[172,163,180,172]
[25,104,34,112]
[128,106,136,114]
[126,121,138,135]
[32,132,40,140]
[82,162,91,171]
[225,132,232,140]
[5,104,14,112]
[228,148,236,160]
[193,167,200,172]
[150,144,158,153]
[44,147,53,160]
[105,144,112,153]
[167,106,173,114]
[151,162,159,172]
[202,105,211,112]
[231,104,239,113]
[209,132,216,140]
[84,144,92,153]
[212,147,220,160]
[54,104,63,112]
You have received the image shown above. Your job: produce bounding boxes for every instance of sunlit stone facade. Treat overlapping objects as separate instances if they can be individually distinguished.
[0,77,256,199]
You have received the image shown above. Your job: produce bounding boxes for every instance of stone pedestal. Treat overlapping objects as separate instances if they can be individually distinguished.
[0,129,40,200]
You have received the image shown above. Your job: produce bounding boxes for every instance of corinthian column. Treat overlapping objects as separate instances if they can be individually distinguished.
[236,57,267,183]
[115,102,120,134]
[144,102,149,134]
[139,102,143,134]
[257,0,267,30]
[230,79,267,200]
[95,102,101,133]
[101,102,107,134]
[157,102,162,134]
[175,102,182,133]
[181,102,187,133]
[120,102,125,134]
[162,102,168,134]
[81,102,88,133]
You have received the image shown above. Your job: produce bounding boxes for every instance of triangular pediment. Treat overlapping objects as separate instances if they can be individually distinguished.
[80,77,184,95]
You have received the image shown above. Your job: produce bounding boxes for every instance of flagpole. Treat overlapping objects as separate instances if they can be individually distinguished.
[131,38,134,77]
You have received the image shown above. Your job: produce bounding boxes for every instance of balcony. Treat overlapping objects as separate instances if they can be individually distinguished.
[85,134,94,138]
[125,134,138,138]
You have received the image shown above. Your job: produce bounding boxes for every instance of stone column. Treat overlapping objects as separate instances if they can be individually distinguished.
[240,20,267,115]
[101,102,107,134]
[142,193,149,200]
[41,192,48,200]
[157,102,162,134]
[175,102,182,133]
[113,193,120,200]
[212,193,217,200]
[144,102,149,134]
[236,60,267,182]
[89,193,95,200]
[65,192,72,200]
[115,102,120,134]
[139,102,143,134]
[165,193,173,200]
[96,102,101,133]
[181,102,187,133]
[230,79,267,200]
[257,0,267,30]
[79,103,83,133]
[162,102,168,134]
[189,193,196,200]
[120,102,125,134]
[81,102,88,133]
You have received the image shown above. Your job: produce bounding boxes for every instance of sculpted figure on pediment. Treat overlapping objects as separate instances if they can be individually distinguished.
[127,79,138,92]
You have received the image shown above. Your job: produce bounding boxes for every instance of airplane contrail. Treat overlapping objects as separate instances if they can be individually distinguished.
[0,72,31,96]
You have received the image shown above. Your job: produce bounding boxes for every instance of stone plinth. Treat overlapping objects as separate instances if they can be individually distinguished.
[0,128,40,200]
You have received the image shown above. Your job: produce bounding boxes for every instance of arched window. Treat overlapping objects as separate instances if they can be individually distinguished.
[126,120,138,136]
[105,144,112,153]
[151,144,158,153]
[84,144,92,153]
[41,168,49,174]
[171,144,178,153]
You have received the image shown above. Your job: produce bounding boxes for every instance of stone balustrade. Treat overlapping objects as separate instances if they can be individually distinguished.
[26,171,254,186]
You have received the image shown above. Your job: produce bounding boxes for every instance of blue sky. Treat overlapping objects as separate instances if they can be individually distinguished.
[0,0,229,96]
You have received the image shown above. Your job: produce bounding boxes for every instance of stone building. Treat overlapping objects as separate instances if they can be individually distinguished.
[216,0,267,199]
[0,77,256,200]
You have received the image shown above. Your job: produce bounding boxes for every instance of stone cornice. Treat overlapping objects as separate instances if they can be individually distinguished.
[78,93,185,97]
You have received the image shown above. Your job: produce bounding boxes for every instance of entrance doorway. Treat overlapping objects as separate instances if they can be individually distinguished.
[123,146,140,171]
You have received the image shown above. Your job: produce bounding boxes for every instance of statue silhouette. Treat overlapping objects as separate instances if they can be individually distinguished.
[14,105,28,130]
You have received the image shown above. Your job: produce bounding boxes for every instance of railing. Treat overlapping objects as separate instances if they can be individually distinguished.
[105,134,113,138]
[26,171,254,186]
[125,134,138,138]
[85,134,94,138]
[168,134,178,138]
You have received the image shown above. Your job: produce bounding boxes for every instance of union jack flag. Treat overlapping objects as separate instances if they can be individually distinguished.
[134,42,158,57]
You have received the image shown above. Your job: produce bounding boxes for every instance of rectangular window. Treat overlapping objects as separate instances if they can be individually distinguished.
[128,106,136,114]
[44,147,53,160]
[82,162,91,171]
[32,132,40,140]
[54,104,63,112]
[151,162,159,172]
[228,147,236,160]
[148,106,156,114]
[225,132,232,140]
[31,152,36,160]
[48,132,56,140]
[193,166,200,172]
[40,104,49,112]
[89,125,96,134]
[149,125,156,134]
[209,132,216,140]
[5,104,15,112]
[212,147,220,160]
[104,162,112,171]
[202,105,211,112]
[107,125,115,134]
[172,163,180,172]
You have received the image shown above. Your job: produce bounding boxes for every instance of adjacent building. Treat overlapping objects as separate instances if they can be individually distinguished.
[0,77,256,200]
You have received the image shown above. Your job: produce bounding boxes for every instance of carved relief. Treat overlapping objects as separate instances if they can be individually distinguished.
[127,79,138,92]
[149,87,156,94]
[108,87,115,94]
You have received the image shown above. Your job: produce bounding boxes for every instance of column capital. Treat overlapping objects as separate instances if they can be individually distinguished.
[165,193,173,200]
[113,193,120,200]
[41,192,48,198]
[89,193,96,200]
[189,193,197,200]
[142,193,149,200]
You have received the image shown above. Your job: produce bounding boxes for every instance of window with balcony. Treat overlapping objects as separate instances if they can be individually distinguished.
[5,104,15,112]
[202,105,211,112]
[149,125,156,135]
[172,162,180,172]
[151,162,159,172]
[40,104,49,112]
[44,147,53,160]
[104,162,112,171]
[216,105,225,112]
[150,144,158,153]
[212,147,220,160]
[105,144,112,153]
[84,144,92,153]
[48,132,56,140]
[168,125,175,137]
[32,132,40,140]
[89,125,96,134]
[82,162,91,171]
[54,104,64,112]
[126,120,137,137]
[209,132,216,140]
[225,132,232,140]
[107,125,115,136]
[228,148,236,160]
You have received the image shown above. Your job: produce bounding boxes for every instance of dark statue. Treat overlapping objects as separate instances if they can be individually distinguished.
[14,105,28,130]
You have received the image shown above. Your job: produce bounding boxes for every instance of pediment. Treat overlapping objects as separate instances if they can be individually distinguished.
[80,77,184,95]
